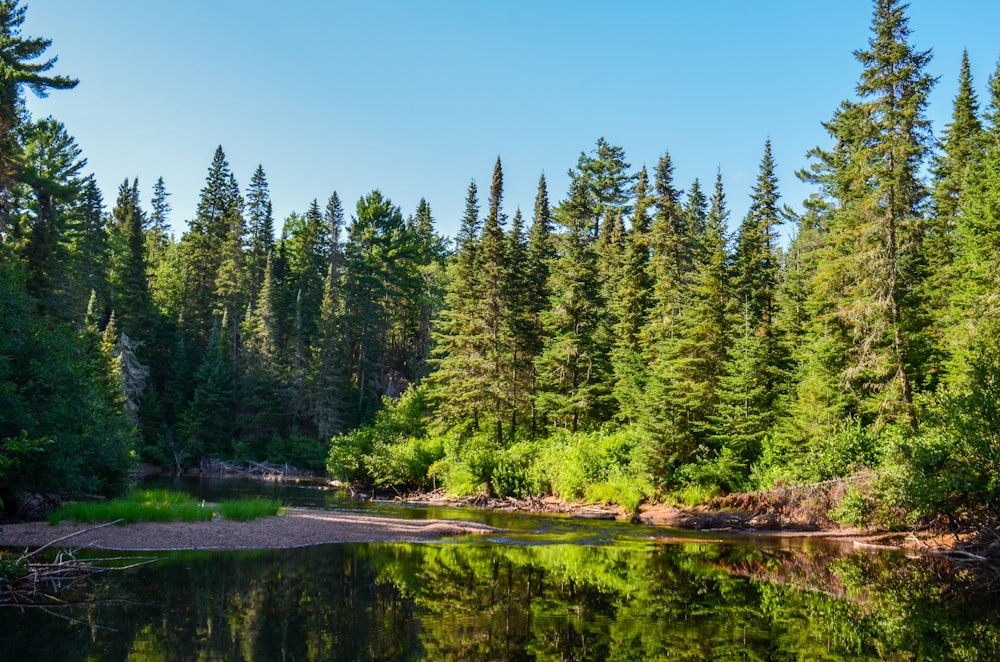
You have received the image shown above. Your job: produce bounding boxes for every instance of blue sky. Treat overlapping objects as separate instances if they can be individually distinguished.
[22,1,1000,244]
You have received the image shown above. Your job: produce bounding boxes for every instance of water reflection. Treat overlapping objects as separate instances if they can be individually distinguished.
[2,539,998,660]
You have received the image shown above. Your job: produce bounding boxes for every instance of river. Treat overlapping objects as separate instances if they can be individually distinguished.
[2,476,998,660]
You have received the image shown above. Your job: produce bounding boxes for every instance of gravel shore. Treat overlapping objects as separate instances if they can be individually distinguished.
[0,507,498,551]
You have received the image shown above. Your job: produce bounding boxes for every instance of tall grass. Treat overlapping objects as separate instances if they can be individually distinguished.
[217,497,282,521]
[48,490,282,525]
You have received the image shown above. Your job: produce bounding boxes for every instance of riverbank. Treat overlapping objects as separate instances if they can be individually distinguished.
[401,487,996,560]
[0,507,498,551]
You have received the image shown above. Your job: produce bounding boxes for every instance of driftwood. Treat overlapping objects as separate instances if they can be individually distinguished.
[1,521,159,627]
[199,458,309,480]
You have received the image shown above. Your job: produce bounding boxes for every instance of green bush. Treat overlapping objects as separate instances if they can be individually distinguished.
[892,360,1000,528]
[431,432,498,496]
[366,435,444,490]
[491,441,545,498]
[584,468,654,514]
[327,386,431,484]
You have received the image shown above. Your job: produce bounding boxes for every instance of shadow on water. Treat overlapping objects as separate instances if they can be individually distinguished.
[2,476,999,660]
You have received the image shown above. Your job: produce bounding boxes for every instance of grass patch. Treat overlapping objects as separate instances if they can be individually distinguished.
[217,497,283,521]
[48,489,282,525]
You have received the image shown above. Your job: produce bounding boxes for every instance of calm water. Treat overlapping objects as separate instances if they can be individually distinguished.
[2,477,998,660]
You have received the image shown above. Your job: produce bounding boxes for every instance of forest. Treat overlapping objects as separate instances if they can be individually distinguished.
[2,0,1000,534]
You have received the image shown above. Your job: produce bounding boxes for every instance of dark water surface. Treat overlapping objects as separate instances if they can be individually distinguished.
[2,477,998,660]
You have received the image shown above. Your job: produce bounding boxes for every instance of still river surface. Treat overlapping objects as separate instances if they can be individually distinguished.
[2,476,999,660]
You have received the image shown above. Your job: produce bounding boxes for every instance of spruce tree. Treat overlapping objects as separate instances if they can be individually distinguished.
[427,181,488,430]
[534,174,609,431]
[109,177,154,340]
[246,165,274,300]
[611,166,653,422]
[180,146,242,343]
[799,0,934,431]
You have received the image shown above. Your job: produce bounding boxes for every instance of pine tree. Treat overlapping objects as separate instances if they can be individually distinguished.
[312,263,349,439]
[16,118,86,313]
[324,191,345,270]
[732,140,783,329]
[0,1,77,231]
[646,151,687,343]
[179,323,234,459]
[502,207,534,438]
[67,175,109,322]
[674,172,730,451]
[342,190,422,419]
[932,50,982,225]
[148,176,171,253]
[523,174,554,432]
[574,137,635,238]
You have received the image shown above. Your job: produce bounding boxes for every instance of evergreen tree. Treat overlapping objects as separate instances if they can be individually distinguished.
[67,175,109,322]
[180,146,241,343]
[732,139,783,330]
[342,190,423,419]
[109,177,154,340]
[148,176,171,254]
[16,117,85,314]
[312,263,349,440]
[573,137,635,238]
[611,166,653,422]
[535,174,609,431]
[245,165,274,300]
[646,151,687,343]
[179,323,234,459]
[674,172,730,454]
[502,207,534,438]
[932,50,982,225]
[0,0,77,232]
[324,191,345,270]
[427,181,488,429]
[799,0,934,431]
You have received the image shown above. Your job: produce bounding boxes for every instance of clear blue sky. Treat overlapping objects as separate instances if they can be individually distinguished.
[22,1,1000,243]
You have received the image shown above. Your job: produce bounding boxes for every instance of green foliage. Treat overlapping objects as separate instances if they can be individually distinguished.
[327,386,433,486]
[893,356,1000,527]
[0,260,135,499]
[753,420,892,489]
[431,432,497,496]
[47,489,282,524]
[265,434,328,472]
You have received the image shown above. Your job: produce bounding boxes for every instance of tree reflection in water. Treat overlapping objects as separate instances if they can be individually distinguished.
[1,539,998,660]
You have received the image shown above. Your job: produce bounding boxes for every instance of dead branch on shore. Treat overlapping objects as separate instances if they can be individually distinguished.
[1,521,160,618]
[199,458,310,480]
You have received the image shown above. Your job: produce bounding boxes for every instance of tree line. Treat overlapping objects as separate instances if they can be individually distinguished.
[3,0,1000,529]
